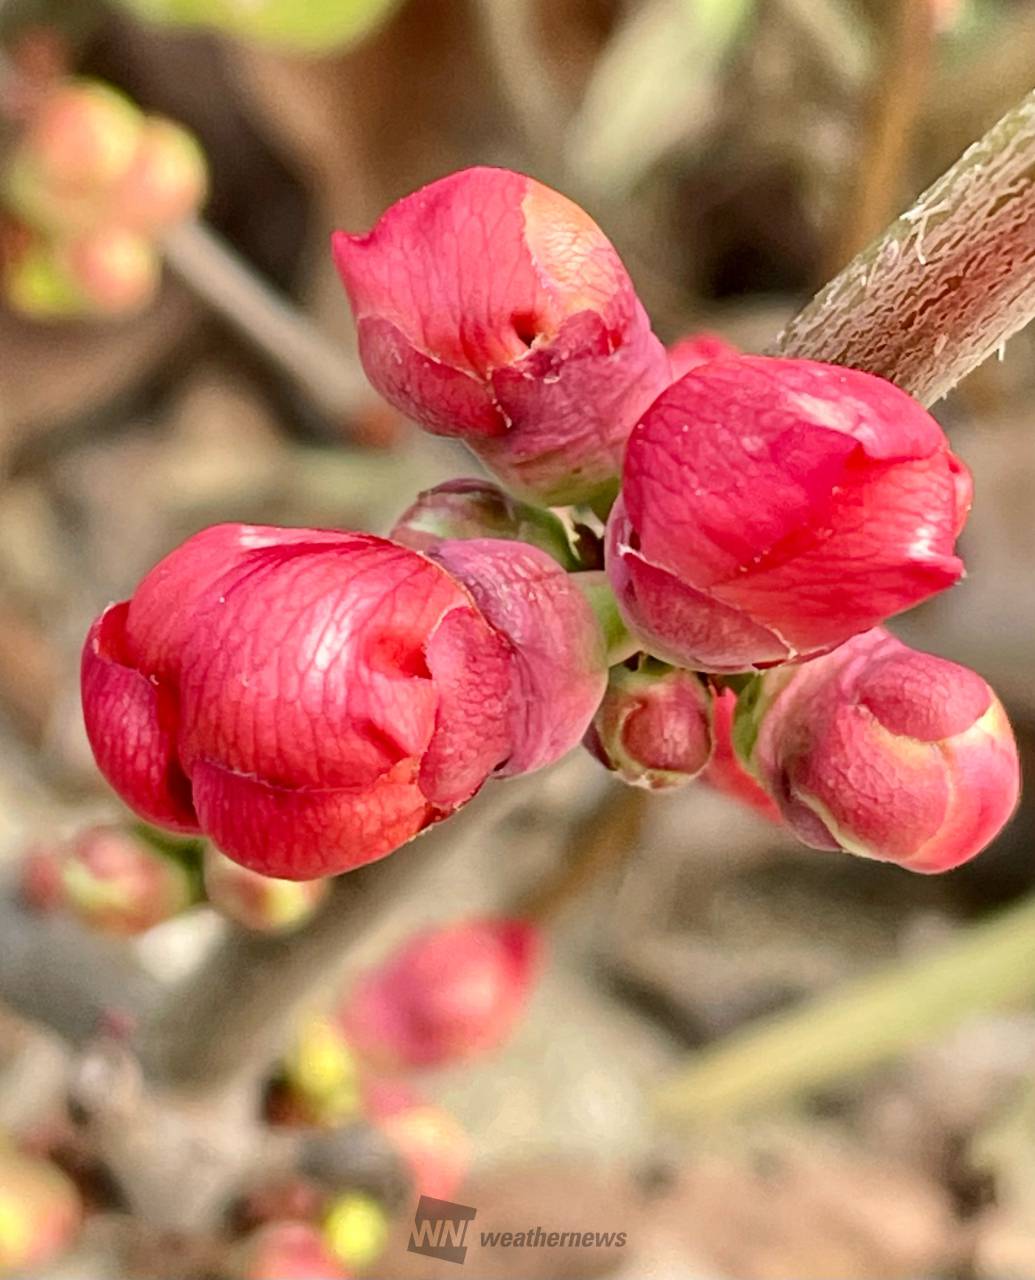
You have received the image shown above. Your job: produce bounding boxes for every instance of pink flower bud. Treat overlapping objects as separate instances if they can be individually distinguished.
[3,79,142,233]
[608,356,972,672]
[203,845,328,933]
[365,1083,470,1201]
[333,167,670,505]
[226,1221,349,1280]
[81,526,606,879]
[667,331,739,379]
[739,629,1020,871]
[390,478,577,568]
[0,1148,82,1275]
[56,824,194,936]
[114,117,207,233]
[18,842,66,912]
[584,661,713,790]
[342,918,540,1069]
[61,226,160,315]
[700,688,781,821]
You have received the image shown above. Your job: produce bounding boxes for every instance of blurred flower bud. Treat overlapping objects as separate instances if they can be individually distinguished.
[334,167,670,504]
[667,331,739,379]
[323,1192,389,1271]
[342,918,540,1069]
[1,234,83,318]
[739,628,1020,872]
[279,1016,362,1127]
[700,687,781,821]
[365,1083,470,1202]
[584,661,713,790]
[18,843,66,912]
[115,117,208,232]
[203,846,328,934]
[4,79,141,233]
[391,478,577,569]
[225,1221,348,1280]
[0,1147,81,1276]
[59,824,194,936]
[61,227,160,315]
[608,356,972,672]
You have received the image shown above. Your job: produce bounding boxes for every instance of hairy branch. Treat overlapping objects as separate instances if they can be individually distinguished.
[775,87,1035,404]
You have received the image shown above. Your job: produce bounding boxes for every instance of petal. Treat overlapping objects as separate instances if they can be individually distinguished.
[191,757,435,880]
[173,534,461,790]
[419,606,513,808]
[81,603,198,830]
[482,306,670,504]
[430,539,608,773]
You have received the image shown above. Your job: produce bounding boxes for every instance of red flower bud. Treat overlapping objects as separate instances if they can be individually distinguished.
[333,167,670,505]
[226,1221,349,1280]
[0,1148,82,1275]
[739,629,1020,871]
[202,845,329,933]
[391,478,577,569]
[365,1083,470,1201]
[342,918,540,1069]
[700,688,781,821]
[608,356,972,672]
[584,661,713,790]
[55,825,194,936]
[81,526,606,879]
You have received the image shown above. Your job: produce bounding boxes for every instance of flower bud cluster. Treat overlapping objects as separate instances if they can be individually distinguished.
[2,77,206,319]
[80,167,1019,879]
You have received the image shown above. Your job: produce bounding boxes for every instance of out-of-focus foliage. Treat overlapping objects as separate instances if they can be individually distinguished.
[111,0,403,52]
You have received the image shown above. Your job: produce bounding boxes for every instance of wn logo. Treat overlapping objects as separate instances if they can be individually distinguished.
[407,1194,478,1265]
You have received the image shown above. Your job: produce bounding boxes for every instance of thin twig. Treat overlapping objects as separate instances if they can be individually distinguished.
[514,784,648,925]
[773,87,1035,404]
[161,219,369,423]
[654,890,1035,1128]
[822,0,936,278]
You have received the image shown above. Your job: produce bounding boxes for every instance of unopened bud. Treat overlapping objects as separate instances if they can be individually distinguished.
[0,1147,81,1275]
[584,660,713,790]
[59,824,195,936]
[203,846,328,934]
[323,1192,389,1271]
[391,478,577,568]
[116,117,208,232]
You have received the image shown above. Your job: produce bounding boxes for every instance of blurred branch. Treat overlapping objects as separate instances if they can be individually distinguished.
[655,890,1035,1128]
[137,779,537,1096]
[161,219,368,425]
[774,86,1035,404]
[822,0,936,277]
[514,783,647,925]
[0,883,159,1043]
[566,0,748,200]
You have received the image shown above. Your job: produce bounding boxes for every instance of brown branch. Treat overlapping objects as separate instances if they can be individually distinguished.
[774,87,1035,404]
[821,0,935,278]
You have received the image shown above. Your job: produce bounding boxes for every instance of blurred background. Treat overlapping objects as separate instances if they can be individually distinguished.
[2,0,1035,1276]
